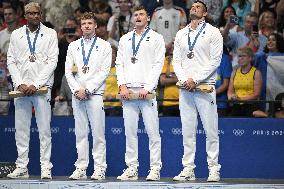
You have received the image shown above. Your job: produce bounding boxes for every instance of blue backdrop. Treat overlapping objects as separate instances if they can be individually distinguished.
[0,116,284,179]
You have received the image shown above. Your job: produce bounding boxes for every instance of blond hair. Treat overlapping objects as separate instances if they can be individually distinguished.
[24,2,41,14]
[258,11,276,30]
[237,46,254,58]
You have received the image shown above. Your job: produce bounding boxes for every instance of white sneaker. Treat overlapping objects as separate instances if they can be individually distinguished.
[207,170,220,182]
[41,167,52,179]
[146,167,160,181]
[117,166,138,180]
[69,168,87,180]
[91,167,106,180]
[7,167,29,179]
[173,167,195,181]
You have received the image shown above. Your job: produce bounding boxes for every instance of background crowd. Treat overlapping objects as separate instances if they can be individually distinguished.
[0,0,283,117]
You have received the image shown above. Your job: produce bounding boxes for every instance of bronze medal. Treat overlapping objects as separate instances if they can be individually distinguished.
[131,56,137,64]
[29,54,36,62]
[187,51,194,59]
[82,65,89,74]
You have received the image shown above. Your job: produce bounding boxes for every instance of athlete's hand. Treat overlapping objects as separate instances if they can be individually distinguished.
[18,84,28,94]
[25,85,37,95]
[183,78,196,91]
[119,85,130,100]
[139,89,149,99]
[75,88,88,100]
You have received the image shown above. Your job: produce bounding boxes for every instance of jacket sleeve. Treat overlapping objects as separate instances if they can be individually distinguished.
[7,32,23,89]
[144,34,165,92]
[115,37,127,86]
[65,43,82,94]
[172,31,188,84]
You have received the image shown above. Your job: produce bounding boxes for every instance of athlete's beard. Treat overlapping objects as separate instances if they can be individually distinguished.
[189,13,202,20]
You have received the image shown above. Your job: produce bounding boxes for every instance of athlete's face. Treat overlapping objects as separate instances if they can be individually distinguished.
[189,2,207,20]
[133,9,149,29]
[25,6,42,27]
[81,19,97,37]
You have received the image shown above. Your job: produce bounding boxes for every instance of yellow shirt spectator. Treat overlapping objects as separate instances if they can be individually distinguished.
[104,67,121,107]
[160,56,179,106]
[233,66,256,98]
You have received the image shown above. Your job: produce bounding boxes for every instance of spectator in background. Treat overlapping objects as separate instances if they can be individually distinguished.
[108,0,120,15]
[74,7,89,24]
[104,45,122,116]
[0,6,20,54]
[218,5,242,32]
[53,75,73,116]
[274,93,284,118]
[43,0,80,30]
[107,0,134,42]
[223,12,267,67]
[12,0,27,26]
[159,42,179,116]
[88,0,112,21]
[248,0,256,11]
[0,5,4,31]
[139,0,160,16]
[108,0,140,15]
[1,0,27,28]
[258,10,279,37]
[96,18,118,47]
[215,47,233,116]
[204,0,223,26]
[186,0,223,25]
[0,52,11,115]
[52,18,80,104]
[254,33,284,116]
[223,0,252,27]
[227,46,262,117]
[254,0,279,16]
[150,0,186,54]
[276,0,284,35]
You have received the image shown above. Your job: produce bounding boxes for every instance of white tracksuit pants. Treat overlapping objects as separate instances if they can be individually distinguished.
[14,90,52,169]
[72,95,107,170]
[179,89,221,171]
[122,91,162,169]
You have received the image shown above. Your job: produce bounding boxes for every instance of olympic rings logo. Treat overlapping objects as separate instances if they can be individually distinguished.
[111,128,123,135]
[233,129,244,136]
[171,128,182,135]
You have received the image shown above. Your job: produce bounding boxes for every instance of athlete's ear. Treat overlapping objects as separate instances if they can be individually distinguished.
[147,16,150,22]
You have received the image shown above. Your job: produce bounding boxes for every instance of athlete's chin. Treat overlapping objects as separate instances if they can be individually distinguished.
[189,14,202,20]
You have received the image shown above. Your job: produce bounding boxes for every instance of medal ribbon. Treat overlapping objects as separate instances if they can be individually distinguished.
[188,22,206,51]
[81,36,97,67]
[132,26,150,57]
[26,25,40,55]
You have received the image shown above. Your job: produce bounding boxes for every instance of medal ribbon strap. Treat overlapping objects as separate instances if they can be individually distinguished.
[81,36,97,66]
[26,25,40,55]
[132,27,150,57]
[188,22,206,51]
